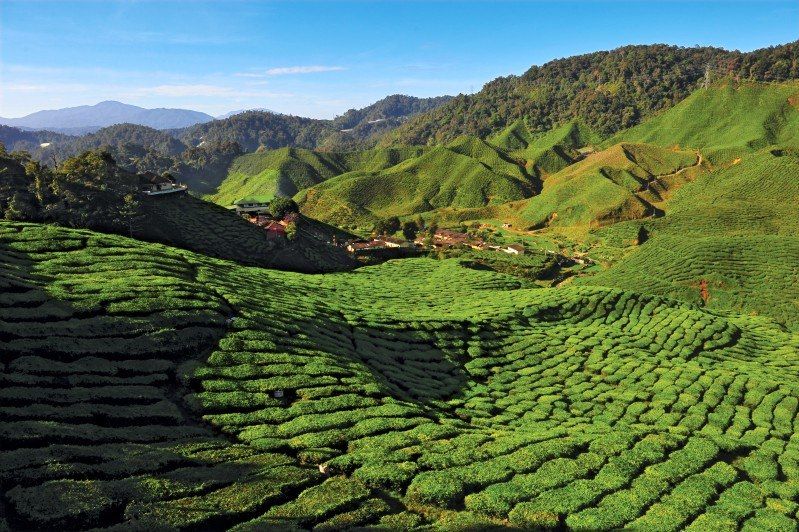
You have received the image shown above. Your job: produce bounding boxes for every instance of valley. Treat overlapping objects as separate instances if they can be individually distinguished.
[1,36,799,531]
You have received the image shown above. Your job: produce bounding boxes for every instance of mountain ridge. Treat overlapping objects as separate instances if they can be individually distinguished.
[0,100,215,132]
[384,41,799,146]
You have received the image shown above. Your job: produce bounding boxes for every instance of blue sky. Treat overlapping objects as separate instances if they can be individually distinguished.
[1,0,797,119]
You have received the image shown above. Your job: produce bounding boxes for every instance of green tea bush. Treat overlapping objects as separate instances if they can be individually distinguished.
[3,221,799,529]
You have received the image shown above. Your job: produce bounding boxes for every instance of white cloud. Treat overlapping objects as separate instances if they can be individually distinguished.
[265,65,346,76]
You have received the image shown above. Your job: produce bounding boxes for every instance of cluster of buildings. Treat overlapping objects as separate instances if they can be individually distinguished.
[346,228,526,256]
[246,212,298,239]
[417,228,525,255]
[136,183,528,257]
[345,236,413,253]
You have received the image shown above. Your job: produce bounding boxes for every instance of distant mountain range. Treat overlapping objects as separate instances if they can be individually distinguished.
[0,94,455,192]
[0,95,454,150]
[179,94,454,152]
[0,101,215,133]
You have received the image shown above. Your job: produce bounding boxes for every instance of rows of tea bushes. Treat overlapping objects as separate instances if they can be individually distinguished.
[585,234,799,330]
[2,221,799,530]
[0,223,324,530]
[586,149,799,330]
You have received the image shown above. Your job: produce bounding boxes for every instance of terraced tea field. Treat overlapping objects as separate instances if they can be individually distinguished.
[584,149,799,330]
[3,221,799,530]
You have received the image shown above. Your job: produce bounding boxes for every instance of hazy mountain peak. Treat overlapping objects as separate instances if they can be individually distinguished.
[0,101,214,133]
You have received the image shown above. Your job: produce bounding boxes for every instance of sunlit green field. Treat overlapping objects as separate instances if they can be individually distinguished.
[3,221,799,530]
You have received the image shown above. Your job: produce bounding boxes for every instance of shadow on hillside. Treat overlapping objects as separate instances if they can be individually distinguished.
[343,323,470,404]
[0,233,294,530]
[139,193,356,273]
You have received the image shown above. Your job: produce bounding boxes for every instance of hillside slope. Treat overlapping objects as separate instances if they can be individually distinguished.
[608,81,799,162]
[0,148,353,273]
[385,42,799,145]
[583,148,799,329]
[208,146,427,207]
[296,136,535,226]
[138,193,355,273]
[513,143,699,228]
[2,221,799,530]
[491,120,603,177]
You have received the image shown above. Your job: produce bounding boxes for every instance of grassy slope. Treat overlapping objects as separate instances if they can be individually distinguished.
[2,221,799,530]
[207,148,345,206]
[608,80,799,163]
[515,143,698,228]
[428,82,799,234]
[211,122,603,229]
[491,119,603,176]
[296,137,535,226]
[208,146,427,207]
[440,143,698,231]
[583,148,799,329]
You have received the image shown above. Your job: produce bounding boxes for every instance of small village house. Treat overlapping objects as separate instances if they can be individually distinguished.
[140,172,188,196]
[382,236,413,249]
[430,229,469,248]
[347,239,388,253]
[503,243,525,255]
[234,197,271,215]
[263,221,287,239]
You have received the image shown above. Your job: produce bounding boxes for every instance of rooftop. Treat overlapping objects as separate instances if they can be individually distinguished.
[234,196,272,205]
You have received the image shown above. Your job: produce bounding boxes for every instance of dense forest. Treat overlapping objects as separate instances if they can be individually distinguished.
[0,145,141,234]
[385,42,799,145]
[178,94,452,151]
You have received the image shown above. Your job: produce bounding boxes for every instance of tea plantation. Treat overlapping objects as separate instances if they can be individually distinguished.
[296,136,537,226]
[584,148,799,330]
[3,221,799,530]
[139,193,355,273]
[607,80,799,164]
[208,146,428,207]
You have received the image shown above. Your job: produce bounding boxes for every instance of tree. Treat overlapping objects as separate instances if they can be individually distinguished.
[4,192,34,221]
[285,221,298,241]
[373,216,400,236]
[118,193,142,237]
[269,196,299,219]
[402,220,419,241]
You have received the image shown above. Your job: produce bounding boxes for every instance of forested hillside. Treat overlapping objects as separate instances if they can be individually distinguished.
[0,146,354,272]
[178,94,452,152]
[0,125,73,154]
[386,42,799,145]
